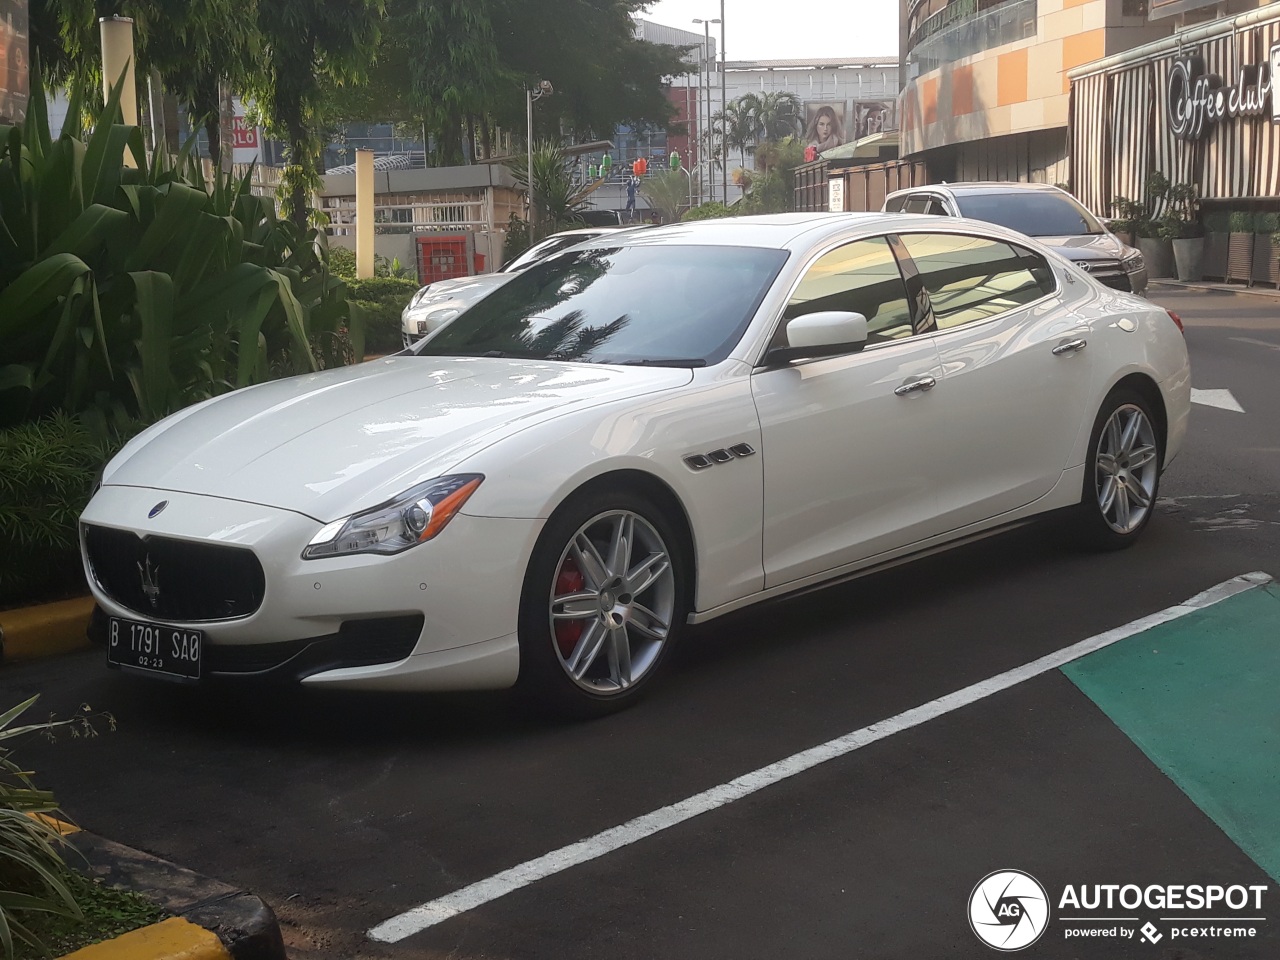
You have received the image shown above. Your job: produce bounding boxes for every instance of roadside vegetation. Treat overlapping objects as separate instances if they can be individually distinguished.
[0,698,162,960]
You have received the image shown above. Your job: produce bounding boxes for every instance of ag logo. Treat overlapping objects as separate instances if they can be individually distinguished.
[969,870,1050,951]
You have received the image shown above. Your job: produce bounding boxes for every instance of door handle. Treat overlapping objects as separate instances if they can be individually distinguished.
[1052,338,1088,356]
[894,375,937,396]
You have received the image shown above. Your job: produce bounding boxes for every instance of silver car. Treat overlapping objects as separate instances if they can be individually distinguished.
[884,182,1148,296]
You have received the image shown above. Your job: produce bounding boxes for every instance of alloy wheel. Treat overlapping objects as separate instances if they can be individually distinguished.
[547,510,676,694]
[1094,403,1159,535]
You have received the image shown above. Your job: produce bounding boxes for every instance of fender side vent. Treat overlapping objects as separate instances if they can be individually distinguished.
[707,449,734,464]
[729,443,756,458]
[683,454,714,470]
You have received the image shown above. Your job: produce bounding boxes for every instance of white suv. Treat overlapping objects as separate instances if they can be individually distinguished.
[884,182,1148,296]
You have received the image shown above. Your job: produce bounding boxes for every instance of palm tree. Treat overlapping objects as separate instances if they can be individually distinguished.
[741,91,803,145]
[713,98,756,174]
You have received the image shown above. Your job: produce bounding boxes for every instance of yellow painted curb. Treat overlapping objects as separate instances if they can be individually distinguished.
[0,596,95,661]
[30,812,81,835]
[58,917,230,960]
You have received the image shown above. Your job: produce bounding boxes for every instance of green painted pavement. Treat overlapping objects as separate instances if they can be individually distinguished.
[1063,582,1280,883]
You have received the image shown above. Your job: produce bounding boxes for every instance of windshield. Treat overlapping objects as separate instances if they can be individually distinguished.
[955,192,1104,237]
[502,233,598,273]
[415,244,789,366]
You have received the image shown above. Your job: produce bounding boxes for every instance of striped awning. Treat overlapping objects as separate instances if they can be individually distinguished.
[1070,13,1280,217]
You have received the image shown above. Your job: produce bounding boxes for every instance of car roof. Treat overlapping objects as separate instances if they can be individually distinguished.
[572,212,899,252]
[889,181,1068,199]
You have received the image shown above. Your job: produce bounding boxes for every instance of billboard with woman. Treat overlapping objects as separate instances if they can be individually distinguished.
[803,102,847,153]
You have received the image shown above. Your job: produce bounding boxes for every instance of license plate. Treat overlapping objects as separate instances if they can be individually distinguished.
[106,617,203,681]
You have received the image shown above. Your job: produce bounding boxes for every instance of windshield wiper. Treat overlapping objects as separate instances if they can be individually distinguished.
[609,358,708,368]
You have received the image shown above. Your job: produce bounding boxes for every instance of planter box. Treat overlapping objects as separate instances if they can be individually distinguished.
[1138,237,1173,279]
[1202,232,1229,280]
[1173,238,1204,282]
[1227,232,1255,284]
[1252,235,1280,287]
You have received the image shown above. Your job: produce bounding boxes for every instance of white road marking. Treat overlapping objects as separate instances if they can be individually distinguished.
[1230,337,1280,352]
[1191,388,1245,413]
[367,571,1274,944]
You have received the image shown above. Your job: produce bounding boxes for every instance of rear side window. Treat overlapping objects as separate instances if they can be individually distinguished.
[784,236,915,345]
[904,196,932,214]
[924,199,950,216]
[897,233,1050,330]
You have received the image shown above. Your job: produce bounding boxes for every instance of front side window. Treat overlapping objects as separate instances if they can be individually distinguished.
[783,236,916,346]
[418,245,789,366]
[897,233,1050,330]
[884,195,908,213]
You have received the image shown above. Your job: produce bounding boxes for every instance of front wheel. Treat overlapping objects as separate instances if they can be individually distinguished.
[1077,388,1163,550]
[515,489,690,718]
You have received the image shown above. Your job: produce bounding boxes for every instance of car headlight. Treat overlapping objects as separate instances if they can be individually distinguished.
[409,285,434,307]
[302,474,484,559]
[1122,251,1145,273]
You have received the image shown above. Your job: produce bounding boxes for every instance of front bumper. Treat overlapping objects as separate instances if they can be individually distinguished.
[80,486,540,690]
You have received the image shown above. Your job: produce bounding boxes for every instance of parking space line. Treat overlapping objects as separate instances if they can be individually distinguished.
[367,571,1273,944]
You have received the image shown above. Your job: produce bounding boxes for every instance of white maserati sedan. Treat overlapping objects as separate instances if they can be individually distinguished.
[81,213,1190,716]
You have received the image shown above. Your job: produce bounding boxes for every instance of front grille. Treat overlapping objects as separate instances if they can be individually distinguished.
[1078,259,1132,292]
[84,525,265,622]
[402,332,417,350]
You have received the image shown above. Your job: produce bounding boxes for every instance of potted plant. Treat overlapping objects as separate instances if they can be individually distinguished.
[1137,172,1174,279]
[1107,196,1144,246]
[1251,212,1280,287]
[1227,210,1255,284]
[1201,208,1230,280]
[1162,182,1204,282]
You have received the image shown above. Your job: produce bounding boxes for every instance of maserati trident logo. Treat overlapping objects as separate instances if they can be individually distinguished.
[138,555,161,608]
[148,500,168,519]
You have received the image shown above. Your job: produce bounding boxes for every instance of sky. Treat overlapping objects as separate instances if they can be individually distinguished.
[638,0,899,61]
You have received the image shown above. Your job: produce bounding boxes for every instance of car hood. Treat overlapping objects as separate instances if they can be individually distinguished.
[103,357,693,521]
[405,274,512,312]
[1036,233,1130,261]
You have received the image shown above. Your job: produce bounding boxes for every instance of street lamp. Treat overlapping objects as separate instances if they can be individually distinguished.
[719,1,727,205]
[526,79,553,235]
[693,18,720,205]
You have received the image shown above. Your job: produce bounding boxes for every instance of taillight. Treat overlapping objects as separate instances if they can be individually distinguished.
[1167,310,1185,334]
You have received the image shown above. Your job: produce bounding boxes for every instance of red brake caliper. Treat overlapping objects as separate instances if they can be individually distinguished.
[554,557,587,658]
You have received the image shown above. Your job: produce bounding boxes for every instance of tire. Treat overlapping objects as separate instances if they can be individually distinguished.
[1077,387,1164,550]
[515,487,691,718]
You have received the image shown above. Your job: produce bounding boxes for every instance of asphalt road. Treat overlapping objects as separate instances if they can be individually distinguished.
[4,283,1278,959]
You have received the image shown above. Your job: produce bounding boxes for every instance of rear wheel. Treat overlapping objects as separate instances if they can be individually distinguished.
[516,489,689,718]
[1078,388,1163,550]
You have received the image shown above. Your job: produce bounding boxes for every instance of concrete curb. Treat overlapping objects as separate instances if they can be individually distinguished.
[0,597,94,661]
[59,829,285,960]
[1152,278,1280,300]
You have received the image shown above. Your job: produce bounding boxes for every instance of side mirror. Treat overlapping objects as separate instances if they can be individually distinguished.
[767,311,869,364]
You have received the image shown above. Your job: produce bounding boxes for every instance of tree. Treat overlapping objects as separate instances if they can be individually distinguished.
[714,98,756,174]
[249,0,384,230]
[318,0,690,165]
[741,91,803,145]
[507,142,605,240]
[640,170,689,223]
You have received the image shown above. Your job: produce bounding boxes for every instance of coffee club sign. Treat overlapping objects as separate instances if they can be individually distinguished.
[1167,43,1280,140]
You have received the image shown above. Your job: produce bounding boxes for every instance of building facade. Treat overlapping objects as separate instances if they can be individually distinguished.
[1070,1,1280,215]
[899,0,1171,184]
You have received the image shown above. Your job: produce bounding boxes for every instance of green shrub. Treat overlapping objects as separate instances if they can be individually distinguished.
[1253,212,1279,234]
[682,202,734,222]
[504,214,532,264]
[0,414,142,607]
[1228,210,1254,232]
[0,697,119,959]
[0,72,360,431]
[346,277,419,356]
[328,245,357,279]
